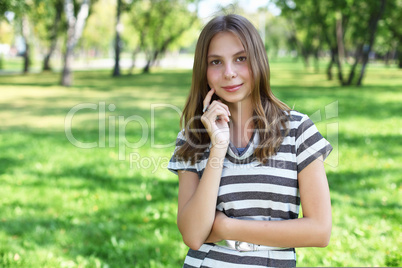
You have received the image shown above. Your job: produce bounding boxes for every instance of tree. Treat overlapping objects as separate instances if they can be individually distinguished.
[127,0,200,73]
[0,20,14,70]
[79,0,114,57]
[43,0,64,71]
[20,14,31,73]
[0,0,18,20]
[254,11,293,61]
[274,0,388,86]
[30,0,64,71]
[112,0,122,76]
[1,0,31,73]
[61,0,90,86]
[354,0,386,85]
[111,0,141,76]
[121,11,140,75]
[383,0,402,68]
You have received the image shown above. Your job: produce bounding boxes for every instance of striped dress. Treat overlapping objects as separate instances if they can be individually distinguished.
[168,111,332,268]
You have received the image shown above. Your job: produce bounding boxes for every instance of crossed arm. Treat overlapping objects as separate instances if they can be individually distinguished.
[177,153,332,250]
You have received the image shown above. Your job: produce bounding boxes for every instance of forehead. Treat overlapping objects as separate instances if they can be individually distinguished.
[208,31,245,56]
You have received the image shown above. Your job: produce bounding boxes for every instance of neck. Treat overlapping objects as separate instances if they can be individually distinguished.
[226,100,254,147]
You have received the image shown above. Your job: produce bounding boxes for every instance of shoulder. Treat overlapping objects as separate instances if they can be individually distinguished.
[173,129,210,163]
[287,110,307,122]
[285,110,310,129]
[174,129,187,147]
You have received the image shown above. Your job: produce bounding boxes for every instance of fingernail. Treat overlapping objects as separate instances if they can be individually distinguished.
[202,105,208,113]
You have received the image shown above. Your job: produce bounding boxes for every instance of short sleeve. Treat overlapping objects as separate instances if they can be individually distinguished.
[295,115,333,173]
[167,130,199,176]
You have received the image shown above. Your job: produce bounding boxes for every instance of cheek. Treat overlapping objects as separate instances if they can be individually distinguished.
[239,64,251,79]
[207,68,219,86]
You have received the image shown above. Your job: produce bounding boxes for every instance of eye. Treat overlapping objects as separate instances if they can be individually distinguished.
[236,56,247,62]
[210,60,221,65]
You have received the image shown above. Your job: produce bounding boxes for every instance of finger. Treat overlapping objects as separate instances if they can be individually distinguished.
[212,108,230,122]
[203,88,215,112]
[215,100,230,116]
[211,100,231,116]
[216,115,230,123]
[208,104,229,119]
[203,88,215,111]
[207,106,229,122]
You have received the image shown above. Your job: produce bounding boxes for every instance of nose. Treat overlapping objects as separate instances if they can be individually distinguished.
[224,63,237,79]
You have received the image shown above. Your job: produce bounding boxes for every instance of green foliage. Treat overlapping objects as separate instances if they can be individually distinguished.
[243,10,292,59]
[30,0,64,49]
[79,0,115,56]
[273,0,400,84]
[0,0,28,19]
[273,0,327,55]
[125,0,200,70]
[0,60,401,267]
[0,21,14,44]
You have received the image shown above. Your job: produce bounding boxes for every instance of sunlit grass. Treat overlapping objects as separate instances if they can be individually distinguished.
[0,60,401,267]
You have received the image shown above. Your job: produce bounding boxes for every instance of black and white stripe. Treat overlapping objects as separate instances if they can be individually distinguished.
[168,110,332,267]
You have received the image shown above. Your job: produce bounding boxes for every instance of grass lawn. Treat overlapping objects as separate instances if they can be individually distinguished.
[0,59,401,267]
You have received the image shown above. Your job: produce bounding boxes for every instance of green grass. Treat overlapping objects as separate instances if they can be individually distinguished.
[0,60,401,267]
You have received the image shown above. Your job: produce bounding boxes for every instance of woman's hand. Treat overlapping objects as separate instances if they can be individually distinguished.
[205,210,230,244]
[201,89,231,147]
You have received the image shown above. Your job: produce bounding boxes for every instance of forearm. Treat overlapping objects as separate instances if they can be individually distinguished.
[224,216,332,248]
[177,146,227,249]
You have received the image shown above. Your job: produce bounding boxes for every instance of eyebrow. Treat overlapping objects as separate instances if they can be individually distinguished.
[207,50,246,58]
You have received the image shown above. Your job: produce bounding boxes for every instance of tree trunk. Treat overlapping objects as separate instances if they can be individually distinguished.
[397,43,402,68]
[384,50,390,66]
[327,45,345,85]
[293,34,309,68]
[302,53,309,68]
[43,33,59,71]
[61,44,74,86]
[336,12,345,64]
[61,0,76,86]
[392,42,402,69]
[313,1,336,81]
[61,0,90,86]
[356,0,386,86]
[112,0,122,77]
[334,48,345,85]
[43,1,62,71]
[327,58,333,81]
[142,50,159,73]
[128,46,140,75]
[346,42,365,85]
[313,46,320,73]
[43,53,52,71]
[143,59,151,73]
[21,15,30,73]
[23,43,30,73]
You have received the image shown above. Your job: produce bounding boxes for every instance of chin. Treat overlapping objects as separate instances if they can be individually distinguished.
[221,97,245,105]
[220,92,252,104]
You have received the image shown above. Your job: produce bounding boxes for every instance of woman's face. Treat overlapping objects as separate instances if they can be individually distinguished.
[206,31,253,106]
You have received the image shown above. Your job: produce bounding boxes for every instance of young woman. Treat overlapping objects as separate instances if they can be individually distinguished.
[168,14,332,267]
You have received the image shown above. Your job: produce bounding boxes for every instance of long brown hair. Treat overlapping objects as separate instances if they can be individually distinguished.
[176,14,290,164]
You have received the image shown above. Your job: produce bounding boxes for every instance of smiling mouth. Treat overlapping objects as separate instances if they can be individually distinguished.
[222,83,243,92]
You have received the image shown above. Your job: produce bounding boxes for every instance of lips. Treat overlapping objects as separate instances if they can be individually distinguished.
[222,83,243,92]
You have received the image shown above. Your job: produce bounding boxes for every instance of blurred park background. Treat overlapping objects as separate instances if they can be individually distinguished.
[0,0,401,267]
